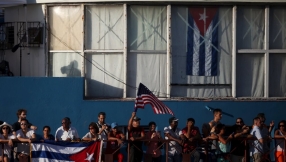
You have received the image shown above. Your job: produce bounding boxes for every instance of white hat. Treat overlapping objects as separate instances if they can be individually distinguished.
[0,122,12,130]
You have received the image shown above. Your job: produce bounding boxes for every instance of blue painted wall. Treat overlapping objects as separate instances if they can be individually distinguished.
[0,77,285,138]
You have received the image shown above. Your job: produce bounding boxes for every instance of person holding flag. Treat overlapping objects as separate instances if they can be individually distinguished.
[128,112,145,162]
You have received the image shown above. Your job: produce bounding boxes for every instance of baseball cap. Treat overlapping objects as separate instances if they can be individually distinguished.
[133,116,141,121]
[111,122,118,129]
[169,117,179,123]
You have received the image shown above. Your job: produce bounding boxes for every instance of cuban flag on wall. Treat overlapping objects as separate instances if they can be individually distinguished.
[31,140,102,162]
[186,7,219,76]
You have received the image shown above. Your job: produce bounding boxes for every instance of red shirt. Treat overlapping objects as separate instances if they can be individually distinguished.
[181,126,200,153]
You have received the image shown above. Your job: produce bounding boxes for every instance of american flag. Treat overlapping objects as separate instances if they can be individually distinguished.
[135,83,174,115]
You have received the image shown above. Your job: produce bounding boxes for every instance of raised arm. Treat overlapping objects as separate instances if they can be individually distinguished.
[127,112,136,131]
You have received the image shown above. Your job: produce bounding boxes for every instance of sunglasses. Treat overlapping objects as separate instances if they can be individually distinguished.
[236,121,242,124]
[279,125,285,127]
[2,127,8,130]
[89,127,94,130]
[21,123,27,125]
[43,129,49,131]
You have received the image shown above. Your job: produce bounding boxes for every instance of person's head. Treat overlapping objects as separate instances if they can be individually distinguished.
[88,122,98,134]
[213,109,222,121]
[17,109,27,120]
[132,116,141,127]
[236,118,244,126]
[111,122,118,132]
[0,122,12,134]
[43,126,51,135]
[215,123,226,135]
[278,120,286,131]
[187,118,195,127]
[62,117,71,129]
[98,112,106,124]
[253,117,262,127]
[20,119,28,130]
[257,113,266,124]
[169,117,179,129]
[148,121,156,131]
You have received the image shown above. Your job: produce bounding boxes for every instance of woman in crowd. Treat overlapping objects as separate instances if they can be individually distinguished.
[274,120,286,162]
[16,118,36,162]
[40,126,54,141]
[215,124,233,162]
[145,121,162,162]
[106,122,125,162]
[82,122,100,141]
[0,122,15,162]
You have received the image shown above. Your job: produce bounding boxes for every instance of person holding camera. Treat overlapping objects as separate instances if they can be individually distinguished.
[96,112,109,162]
[145,121,162,162]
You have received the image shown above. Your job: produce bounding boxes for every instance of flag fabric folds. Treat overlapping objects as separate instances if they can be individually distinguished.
[135,83,174,115]
[186,7,219,76]
[31,140,102,162]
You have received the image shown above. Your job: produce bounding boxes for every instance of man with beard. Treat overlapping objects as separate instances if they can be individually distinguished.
[12,109,37,135]
[164,117,183,162]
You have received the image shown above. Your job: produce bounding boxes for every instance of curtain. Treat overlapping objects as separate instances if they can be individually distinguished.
[237,7,265,49]
[85,53,124,98]
[269,7,286,49]
[49,52,82,77]
[171,6,232,97]
[269,54,286,97]
[127,6,167,97]
[236,53,264,97]
[49,6,82,50]
[85,5,124,50]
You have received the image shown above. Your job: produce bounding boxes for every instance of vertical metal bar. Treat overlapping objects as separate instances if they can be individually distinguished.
[232,5,237,98]
[166,5,171,98]
[123,4,127,98]
[166,140,168,162]
[44,4,49,77]
[244,139,247,162]
[127,142,130,162]
[81,4,85,78]
[264,6,269,97]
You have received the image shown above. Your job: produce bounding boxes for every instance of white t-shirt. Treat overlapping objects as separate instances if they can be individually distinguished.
[82,132,101,140]
[55,126,79,141]
[250,126,263,155]
[16,129,35,155]
[0,134,15,158]
[164,126,182,155]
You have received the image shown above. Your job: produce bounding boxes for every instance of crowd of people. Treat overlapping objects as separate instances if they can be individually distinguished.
[0,108,285,162]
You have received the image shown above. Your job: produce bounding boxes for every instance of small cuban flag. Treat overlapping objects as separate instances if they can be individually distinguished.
[31,140,102,162]
[186,7,219,76]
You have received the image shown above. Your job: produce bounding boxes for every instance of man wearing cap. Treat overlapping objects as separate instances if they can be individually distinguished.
[55,117,80,141]
[0,122,15,162]
[107,122,125,162]
[164,117,183,162]
[128,112,145,162]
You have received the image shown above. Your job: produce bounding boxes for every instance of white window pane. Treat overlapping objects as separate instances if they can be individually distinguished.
[85,5,124,50]
[128,6,167,50]
[236,53,264,97]
[171,6,232,97]
[49,52,82,77]
[127,53,167,97]
[269,7,286,49]
[237,7,265,49]
[49,6,82,50]
[269,54,286,97]
[85,53,124,98]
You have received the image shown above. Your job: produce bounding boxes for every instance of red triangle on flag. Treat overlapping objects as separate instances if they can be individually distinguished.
[70,141,102,162]
[189,7,218,36]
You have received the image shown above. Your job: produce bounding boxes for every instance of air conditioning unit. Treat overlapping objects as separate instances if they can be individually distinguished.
[28,27,43,45]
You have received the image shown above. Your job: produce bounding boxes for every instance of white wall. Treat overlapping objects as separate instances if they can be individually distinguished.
[4,4,45,76]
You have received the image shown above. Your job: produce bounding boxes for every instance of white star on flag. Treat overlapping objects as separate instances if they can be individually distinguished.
[199,12,208,22]
[85,152,94,162]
